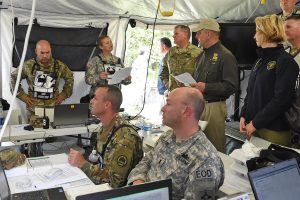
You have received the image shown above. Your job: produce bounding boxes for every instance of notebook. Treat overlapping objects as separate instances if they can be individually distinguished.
[52,103,89,129]
[76,179,172,200]
[248,158,300,200]
[0,161,67,200]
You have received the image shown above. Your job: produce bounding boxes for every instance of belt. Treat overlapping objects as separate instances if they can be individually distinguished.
[205,99,226,103]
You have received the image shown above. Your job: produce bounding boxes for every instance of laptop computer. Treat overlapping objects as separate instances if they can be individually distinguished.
[248,158,300,200]
[0,161,67,200]
[52,103,89,129]
[76,179,172,200]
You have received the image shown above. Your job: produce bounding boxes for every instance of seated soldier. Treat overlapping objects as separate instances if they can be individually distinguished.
[68,85,143,188]
[127,87,224,200]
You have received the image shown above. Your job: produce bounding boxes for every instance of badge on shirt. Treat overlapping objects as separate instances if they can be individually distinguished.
[212,53,218,62]
[267,61,276,70]
[117,155,128,167]
[195,168,215,179]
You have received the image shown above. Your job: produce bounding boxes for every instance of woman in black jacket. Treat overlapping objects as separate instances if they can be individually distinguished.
[240,14,299,147]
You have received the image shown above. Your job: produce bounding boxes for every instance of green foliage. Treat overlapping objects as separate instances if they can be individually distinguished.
[124,26,172,72]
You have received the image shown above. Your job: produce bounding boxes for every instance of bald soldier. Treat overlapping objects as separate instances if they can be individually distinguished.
[11,40,74,157]
[11,40,74,117]
[68,85,143,188]
[127,87,224,200]
[160,25,202,91]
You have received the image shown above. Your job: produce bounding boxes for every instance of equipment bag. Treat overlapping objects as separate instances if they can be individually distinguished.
[246,143,300,172]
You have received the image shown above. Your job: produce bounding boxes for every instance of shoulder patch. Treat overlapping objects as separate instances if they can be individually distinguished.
[195,168,215,179]
[117,155,128,167]
[267,61,276,70]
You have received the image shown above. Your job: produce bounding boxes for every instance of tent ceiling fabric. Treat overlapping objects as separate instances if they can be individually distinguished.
[2,0,288,24]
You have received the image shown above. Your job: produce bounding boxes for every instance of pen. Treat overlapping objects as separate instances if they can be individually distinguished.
[28,160,32,168]
[27,156,50,161]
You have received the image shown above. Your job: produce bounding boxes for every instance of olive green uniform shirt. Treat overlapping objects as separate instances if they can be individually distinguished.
[81,115,143,188]
[11,58,74,114]
[160,43,202,91]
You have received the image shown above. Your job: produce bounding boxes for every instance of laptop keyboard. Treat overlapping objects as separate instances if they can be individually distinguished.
[11,190,49,200]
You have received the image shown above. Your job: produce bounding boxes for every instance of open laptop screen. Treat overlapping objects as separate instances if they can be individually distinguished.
[76,179,172,200]
[248,158,300,200]
[53,103,89,128]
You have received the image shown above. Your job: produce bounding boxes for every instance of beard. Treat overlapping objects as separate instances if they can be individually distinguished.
[40,58,51,66]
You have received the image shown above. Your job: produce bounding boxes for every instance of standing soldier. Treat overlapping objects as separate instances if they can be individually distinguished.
[160,25,202,91]
[11,39,74,157]
[279,0,299,21]
[85,35,131,98]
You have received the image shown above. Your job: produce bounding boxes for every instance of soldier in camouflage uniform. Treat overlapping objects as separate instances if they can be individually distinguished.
[160,25,202,91]
[279,0,299,21]
[127,87,224,200]
[11,40,74,157]
[68,85,143,188]
[11,40,74,118]
[85,35,131,97]
[0,148,26,170]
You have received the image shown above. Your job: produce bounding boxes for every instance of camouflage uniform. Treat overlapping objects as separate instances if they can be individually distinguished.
[11,57,74,116]
[0,148,26,170]
[81,115,143,188]
[85,53,129,96]
[160,43,202,91]
[279,9,300,21]
[127,130,224,200]
[11,57,74,157]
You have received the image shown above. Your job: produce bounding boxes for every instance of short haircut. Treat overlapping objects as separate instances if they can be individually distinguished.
[160,37,172,48]
[99,85,123,112]
[182,89,205,120]
[97,35,110,46]
[175,25,191,38]
[255,14,285,43]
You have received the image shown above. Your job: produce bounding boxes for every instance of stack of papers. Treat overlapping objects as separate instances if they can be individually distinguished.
[172,72,196,86]
[107,67,132,85]
[5,154,92,194]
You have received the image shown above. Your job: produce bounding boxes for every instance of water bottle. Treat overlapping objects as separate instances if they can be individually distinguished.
[0,102,5,128]
[142,120,152,134]
[43,116,49,129]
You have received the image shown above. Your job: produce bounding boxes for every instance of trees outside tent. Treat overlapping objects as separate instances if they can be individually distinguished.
[122,26,172,125]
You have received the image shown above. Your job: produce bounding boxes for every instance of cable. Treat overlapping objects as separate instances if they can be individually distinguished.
[130,1,160,120]
[0,0,37,142]
[245,0,261,23]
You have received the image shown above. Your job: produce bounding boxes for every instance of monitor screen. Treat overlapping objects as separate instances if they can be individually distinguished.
[76,179,172,200]
[248,158,300,200]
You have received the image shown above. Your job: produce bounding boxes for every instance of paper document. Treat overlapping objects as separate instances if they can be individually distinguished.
[108,67,132,85]
[172,72,196,86]
[6,153,91,194]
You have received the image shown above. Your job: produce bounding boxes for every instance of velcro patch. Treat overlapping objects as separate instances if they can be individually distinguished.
[195,168,214,179]
[117,155,128,167]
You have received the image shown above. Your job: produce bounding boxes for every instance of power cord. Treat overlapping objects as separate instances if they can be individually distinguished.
[130,1,160,120]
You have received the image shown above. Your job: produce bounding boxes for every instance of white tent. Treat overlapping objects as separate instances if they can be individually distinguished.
[0,0,294,119]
